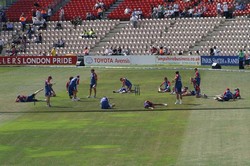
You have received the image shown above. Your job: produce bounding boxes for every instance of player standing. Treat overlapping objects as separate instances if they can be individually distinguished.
[194,68,201,86]
[88,69,98,98]
[68,75,80,101]
[173,71,182,104]
[45,76,53,107]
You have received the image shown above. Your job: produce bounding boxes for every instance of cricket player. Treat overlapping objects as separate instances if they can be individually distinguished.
[214,88,234,101]
[100,96,115,109]
[173,71,182,104]
[158,77,171,92]
[68,75,80,101]
[144,100,168,109]
[45,76,53,107]
[16,88,44,102]
[88,69,97,98]
[120,77,132,92]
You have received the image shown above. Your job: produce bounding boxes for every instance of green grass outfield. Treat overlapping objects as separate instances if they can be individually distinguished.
[0,66,250,166]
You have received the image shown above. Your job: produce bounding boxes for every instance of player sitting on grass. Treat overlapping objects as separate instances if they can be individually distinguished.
[158,77,171,93]
[16,88,44,102]
[144,100,168,110]
[214,88,234,101]
[233,88,241,99]
[182,86,207,98]
[113,78,132,93]
[100,96,115,109]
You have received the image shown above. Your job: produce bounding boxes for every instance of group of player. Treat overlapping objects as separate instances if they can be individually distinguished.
[15,67,241,109]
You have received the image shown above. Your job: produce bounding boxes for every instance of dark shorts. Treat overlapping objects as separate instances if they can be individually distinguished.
[26,94,37,102]
[175,86,182,93]
[90,83,96,89]
[45,91,52,97]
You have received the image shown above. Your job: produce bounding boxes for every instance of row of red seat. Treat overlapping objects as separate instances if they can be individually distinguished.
[51,0,116,21]
[6,0,54,22]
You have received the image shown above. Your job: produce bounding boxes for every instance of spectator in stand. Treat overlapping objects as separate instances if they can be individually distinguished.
[88,28,96,38]
[173,2,179,17]
[130,14,138,28]
[117,46,122,55]
[10,45,18,56]
[34,1,40,8]
[104,46,113,55]
[71,16,82,29]
[6,20,14,31]
[53,38,65,47]
[35,33,42,43]
[59,7,65,21]
[27,25,33,39]
[86,12,94,20]
[217,2,222,16]
[36,9,41,20]
[222,2,229,18]
[31,9,36,18]
[157,4,164,19]
[124,7,131,15]
[32,16,45,25]
[84,47,89,55]
[94,0,101,9]
[19,13,27,32]
[123,46,131,56]
[193,7,202,17]
[188,7,194,17]
[150,45,158,55]
[0,10,7,22]
[0,39,4,54]
[51,47,56,56]
[152,6,158,18]
[38,21,47,30]
[41,8,47,20]
[137,8,143,19]
[82,29,89,38]
[112,47,118,55]
[55,22,63,30]
[97,7,104,19]
[21,35,27,52]
[47,6,53,21]
[213,46,220,56]
[159,46,164,55]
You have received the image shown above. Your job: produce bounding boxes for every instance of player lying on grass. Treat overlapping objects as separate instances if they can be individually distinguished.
[181,86,207,98]
[100,96,115,109]
[158,77,171,92]
[16,88,44,102]
[113,78,133,93]
[214,88,241,101]
[144,100,168,110]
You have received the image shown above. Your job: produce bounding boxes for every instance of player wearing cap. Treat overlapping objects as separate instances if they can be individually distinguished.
[88,69,98,98]
[45,76,53,107]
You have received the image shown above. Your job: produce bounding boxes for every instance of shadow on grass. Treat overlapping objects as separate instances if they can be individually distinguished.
[1,107,250,114]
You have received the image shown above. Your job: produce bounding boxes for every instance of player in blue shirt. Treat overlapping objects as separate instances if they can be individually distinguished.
[16,88,44,102]
[214,88,234,101]
[158,77,171,92]
[120,78,132,92]
[45,76,53,107]
[100,96,115,109]
[88,69,98,98]
[173,71,182,104]
[144,100,168,110]
[68,75,80,101]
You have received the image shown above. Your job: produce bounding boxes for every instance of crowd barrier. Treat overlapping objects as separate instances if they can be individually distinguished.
[0,55,239,66]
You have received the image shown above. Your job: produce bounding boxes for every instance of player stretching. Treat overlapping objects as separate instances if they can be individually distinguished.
[120,78,132,92]
[158,77,171,92]
[16,88,44,102]
[88,69,98,98]
[144,100,168,110]
[45,76,53,107]
[173,71,182,104]
[100,96,115,109]
[68,75,80,101]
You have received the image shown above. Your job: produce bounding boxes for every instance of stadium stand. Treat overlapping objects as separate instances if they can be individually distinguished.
[1,20,119,56]
[6,0,55,22]
[51,0,116,21]
[200,16,250,56]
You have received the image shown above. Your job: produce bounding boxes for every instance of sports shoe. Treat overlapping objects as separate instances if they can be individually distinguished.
[163,103,168,106]
[93,96,96,98]
[87,96,91,98]
[175,101,179,104]
[179,100,182,104]
[203,94,208,98]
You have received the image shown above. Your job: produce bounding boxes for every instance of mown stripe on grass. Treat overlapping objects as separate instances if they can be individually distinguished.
[176,109,250,166]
